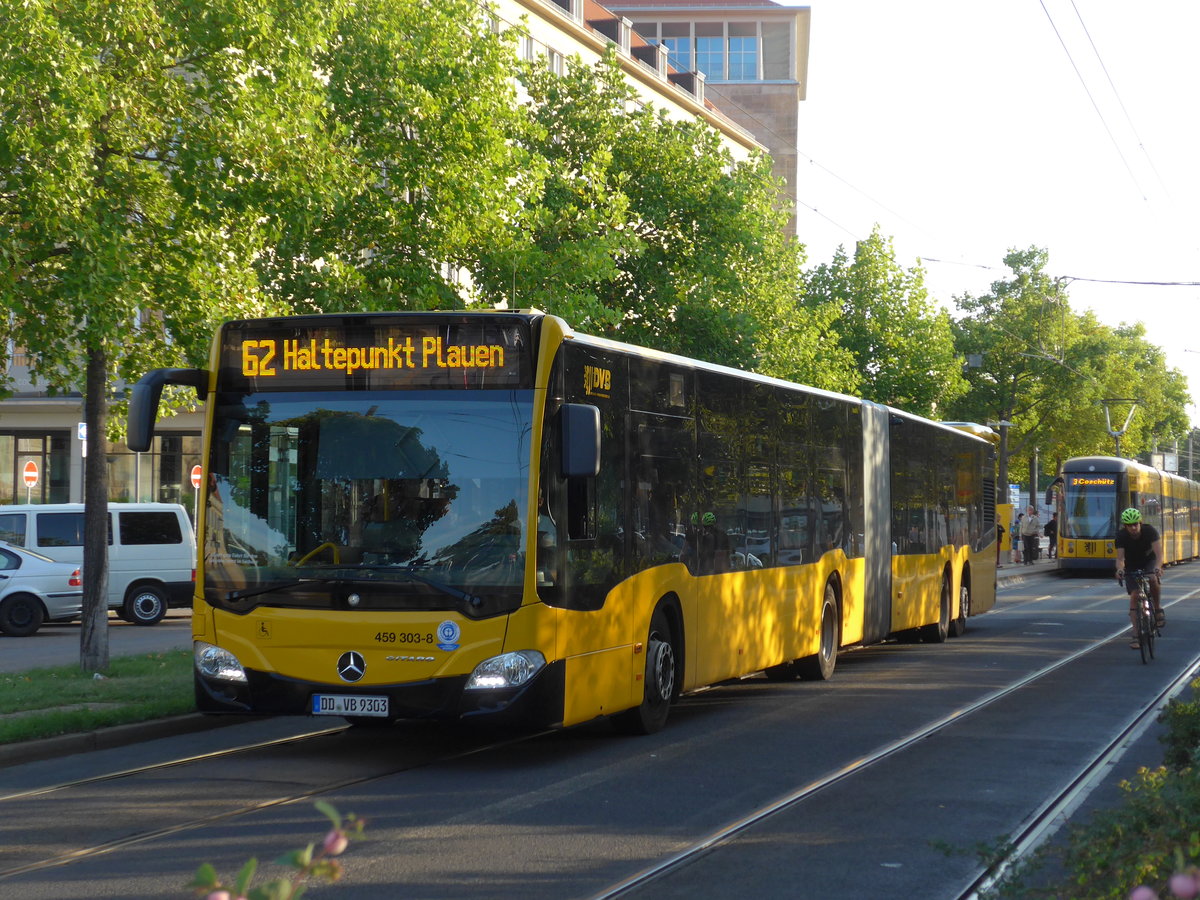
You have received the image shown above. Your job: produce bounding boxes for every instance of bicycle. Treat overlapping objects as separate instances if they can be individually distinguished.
[1119,569,1158,664]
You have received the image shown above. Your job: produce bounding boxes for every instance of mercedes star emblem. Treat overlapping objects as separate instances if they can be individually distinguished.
[336,651,366,683]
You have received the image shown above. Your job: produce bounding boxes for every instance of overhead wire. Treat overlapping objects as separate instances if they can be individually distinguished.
[1068,0,1173,203]
[1039,0,1146,201]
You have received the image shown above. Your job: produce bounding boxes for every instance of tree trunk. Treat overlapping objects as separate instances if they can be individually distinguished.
[80,345,110,673]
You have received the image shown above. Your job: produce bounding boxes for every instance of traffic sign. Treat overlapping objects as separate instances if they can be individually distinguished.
[23,461,39,488]
[190,465,202,490]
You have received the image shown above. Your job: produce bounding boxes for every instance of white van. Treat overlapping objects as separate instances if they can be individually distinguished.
[0,503,195,625]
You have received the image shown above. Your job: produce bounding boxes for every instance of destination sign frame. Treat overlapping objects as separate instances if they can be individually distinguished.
[218,315,533,392]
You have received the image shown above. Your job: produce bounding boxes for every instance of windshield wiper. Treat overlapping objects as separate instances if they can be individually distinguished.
[355,564,483,608]
[225,576,342,602]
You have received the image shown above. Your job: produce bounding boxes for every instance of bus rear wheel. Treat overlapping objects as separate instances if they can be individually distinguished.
[921,575,951,644]
[614,605,676,735]
[950,579,970,637]
[796,583,838,681]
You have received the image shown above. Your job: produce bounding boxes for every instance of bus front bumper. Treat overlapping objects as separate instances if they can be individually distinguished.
[194,659,566,728]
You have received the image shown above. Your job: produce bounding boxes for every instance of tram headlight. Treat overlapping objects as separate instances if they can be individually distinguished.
[465,650,546,690]
[194,641,248,684]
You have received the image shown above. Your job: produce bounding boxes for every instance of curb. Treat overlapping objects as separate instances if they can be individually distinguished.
[0,713,245,769]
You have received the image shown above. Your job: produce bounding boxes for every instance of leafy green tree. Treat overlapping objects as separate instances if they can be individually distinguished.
[475,52,858,391]
[802,227,966,416]
[948,247,1191,492]
[0,0,525,669]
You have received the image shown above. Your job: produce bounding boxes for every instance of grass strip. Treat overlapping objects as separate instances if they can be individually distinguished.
[0,650,194,745]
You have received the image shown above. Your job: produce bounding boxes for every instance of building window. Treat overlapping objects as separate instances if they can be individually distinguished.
[0,432,71,505]
[661,23,691,73]
[728,23,759,80]
[695,23,724,80]
[630,21,766,83]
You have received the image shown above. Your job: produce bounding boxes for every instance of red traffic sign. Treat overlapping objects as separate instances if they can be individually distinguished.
[190,465,202,490]
[22,460,39,488]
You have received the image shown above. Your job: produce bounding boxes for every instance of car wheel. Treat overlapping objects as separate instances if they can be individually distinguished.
[123,585,167,626]
[0,594,46,637]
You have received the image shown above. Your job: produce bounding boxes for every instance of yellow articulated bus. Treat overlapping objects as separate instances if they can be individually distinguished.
[128,311,998,734]
[1055,456,1200,574]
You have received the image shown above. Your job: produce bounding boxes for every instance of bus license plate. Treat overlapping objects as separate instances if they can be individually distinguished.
[311,694,389,717]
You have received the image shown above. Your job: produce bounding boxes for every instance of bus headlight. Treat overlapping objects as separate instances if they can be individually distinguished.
[465,650,546,690]
[195,641,248,684]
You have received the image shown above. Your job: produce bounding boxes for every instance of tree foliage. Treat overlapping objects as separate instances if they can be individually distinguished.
[802,227,966,415]
[474,52,858,391]
[948,247,1191,487]
[0,0,525,668]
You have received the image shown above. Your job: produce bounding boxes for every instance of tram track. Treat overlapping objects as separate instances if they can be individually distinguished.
[960,649,1200,899]
[591,586,1200,900]
[2,574,1195,897]
[0,721,554,880]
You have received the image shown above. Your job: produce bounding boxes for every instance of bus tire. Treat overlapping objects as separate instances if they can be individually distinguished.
[0,593,45,637]
[614,605,677,735]
[921,574,951,644]
[123,585,167,626]
[950,577,970,637]
[796,583,838,681]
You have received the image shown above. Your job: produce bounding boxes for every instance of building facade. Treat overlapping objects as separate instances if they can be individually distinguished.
[605,0,811,234]
[2,0,774,512]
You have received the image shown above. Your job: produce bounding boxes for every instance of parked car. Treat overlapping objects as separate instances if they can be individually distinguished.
[0,541,83,637]
[0,503,195,625]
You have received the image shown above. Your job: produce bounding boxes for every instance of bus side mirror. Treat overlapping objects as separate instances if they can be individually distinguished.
[560,403,600,478]
[128,368,209,453]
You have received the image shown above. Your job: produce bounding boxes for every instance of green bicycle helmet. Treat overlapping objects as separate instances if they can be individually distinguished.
[702,512,717,526]
[1120,507,1142,525]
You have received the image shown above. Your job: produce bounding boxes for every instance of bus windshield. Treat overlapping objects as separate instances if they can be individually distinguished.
[204,389,533,615]
[1063,480,1118,539]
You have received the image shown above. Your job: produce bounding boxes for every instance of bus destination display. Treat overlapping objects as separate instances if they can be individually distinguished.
[220,318,532,391]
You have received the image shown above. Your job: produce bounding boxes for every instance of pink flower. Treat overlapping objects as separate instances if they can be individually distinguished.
[1171,873,1200,900]
[1130,887,1159,900]
[323,829,349,857]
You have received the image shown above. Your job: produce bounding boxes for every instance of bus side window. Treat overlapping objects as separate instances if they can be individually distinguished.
[566,476,594,541]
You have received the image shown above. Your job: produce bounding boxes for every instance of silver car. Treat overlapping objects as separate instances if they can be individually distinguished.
[0,541,84,637]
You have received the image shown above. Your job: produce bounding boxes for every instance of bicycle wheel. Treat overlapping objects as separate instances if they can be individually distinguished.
[1144,605,1156,660]
[1138,602,1153,664]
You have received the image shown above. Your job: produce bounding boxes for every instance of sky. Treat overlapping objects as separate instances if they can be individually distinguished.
[787,0,1200,429]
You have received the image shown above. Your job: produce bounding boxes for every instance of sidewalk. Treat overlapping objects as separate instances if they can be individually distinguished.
[996,549,1061,585]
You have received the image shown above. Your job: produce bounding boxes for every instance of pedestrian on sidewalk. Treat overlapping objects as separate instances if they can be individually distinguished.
[1012,514,1023,563]
[1020,505,1041,565]
[1044,512,1058,559]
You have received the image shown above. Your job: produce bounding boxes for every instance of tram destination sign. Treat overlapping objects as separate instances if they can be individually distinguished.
[219,316,532,392]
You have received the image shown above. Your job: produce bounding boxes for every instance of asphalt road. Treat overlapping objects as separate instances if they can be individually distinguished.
[0,609,193,673]
[6,554,1179,899]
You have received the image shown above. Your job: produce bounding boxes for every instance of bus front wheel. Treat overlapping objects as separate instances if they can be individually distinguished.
[614,606,677,735]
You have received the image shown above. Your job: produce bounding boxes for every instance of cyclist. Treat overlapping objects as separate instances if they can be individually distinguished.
[1114,507,1165,649]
